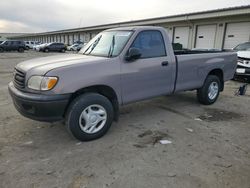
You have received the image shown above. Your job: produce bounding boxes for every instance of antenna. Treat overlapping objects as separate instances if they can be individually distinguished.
[78,17,83,28]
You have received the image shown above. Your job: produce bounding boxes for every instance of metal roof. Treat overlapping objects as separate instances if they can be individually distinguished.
[10,5,250,38]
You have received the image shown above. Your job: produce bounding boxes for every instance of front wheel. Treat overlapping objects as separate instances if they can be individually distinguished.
[197,75,221,105]
[65,93,114,141]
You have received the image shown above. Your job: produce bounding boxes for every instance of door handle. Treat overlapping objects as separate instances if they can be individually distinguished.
[161,61,169,66]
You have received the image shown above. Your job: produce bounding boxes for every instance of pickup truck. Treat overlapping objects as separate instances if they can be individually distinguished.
[8,26,237,141]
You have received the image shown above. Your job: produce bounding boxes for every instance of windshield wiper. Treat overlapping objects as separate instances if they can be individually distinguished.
[83,35,102,55]
[108,35,115,57]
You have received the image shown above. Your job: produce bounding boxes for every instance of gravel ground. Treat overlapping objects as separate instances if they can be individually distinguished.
[0,51,250,188]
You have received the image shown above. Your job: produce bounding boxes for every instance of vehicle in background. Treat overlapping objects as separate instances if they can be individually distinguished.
[76,43,85,51]
[33,43,46,51]
[25,41,40,49]
[8,26,237,141]
[39,42,66,52]
[67,44,79,51]
[0,40,26,53]
[234,42,250,51]
[67,43,85,51]
[233,42,250,81]
[73,40,84,45]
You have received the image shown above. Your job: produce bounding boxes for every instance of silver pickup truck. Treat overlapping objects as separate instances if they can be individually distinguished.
[9,26,237,141]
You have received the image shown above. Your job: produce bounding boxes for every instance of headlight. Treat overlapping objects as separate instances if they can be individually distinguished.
[27,76,58,91]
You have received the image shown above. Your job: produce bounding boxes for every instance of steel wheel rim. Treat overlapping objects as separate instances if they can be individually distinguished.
[79,104,107,134]
[208,81,219,100]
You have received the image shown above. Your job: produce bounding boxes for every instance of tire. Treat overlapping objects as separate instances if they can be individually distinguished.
[18,47,24,53]
[0,48,3,53]
[61,48,66,53]
[66,93,114,141]
[197,75,221,105]
[44,48,49,52]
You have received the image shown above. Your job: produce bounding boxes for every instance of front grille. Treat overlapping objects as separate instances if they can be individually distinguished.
[13,68,25,89]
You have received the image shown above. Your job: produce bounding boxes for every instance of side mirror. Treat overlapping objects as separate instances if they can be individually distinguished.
[125,48,141,61]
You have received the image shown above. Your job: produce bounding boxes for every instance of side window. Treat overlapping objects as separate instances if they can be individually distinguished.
[130,30,166,58]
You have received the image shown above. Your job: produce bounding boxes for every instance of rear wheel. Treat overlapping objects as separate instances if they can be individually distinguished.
[18,47,24,53]
[44,48,49,52]
[197,75,221,105]
[66,93,114,141]
[61,48,66,53]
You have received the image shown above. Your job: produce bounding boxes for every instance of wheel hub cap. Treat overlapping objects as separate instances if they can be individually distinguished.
[79,104,107,134]
[208,82,219,100]
[90,115,97,122]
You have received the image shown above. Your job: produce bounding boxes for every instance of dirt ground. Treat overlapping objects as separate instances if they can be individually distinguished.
[0,51,250,188]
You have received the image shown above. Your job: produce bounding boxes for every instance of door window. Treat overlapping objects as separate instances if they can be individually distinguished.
[130,30,166,58]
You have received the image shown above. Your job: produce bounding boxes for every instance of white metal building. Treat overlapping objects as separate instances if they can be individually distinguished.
[9,5,250,49]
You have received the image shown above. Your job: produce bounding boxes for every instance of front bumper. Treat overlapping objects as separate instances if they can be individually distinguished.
[235,65,250,78]
[8,82,71,122]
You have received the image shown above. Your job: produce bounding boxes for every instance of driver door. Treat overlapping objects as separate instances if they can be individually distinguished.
[121,30,175,104]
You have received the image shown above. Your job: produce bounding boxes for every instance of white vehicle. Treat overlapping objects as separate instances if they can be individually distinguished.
[67,44,78,51]
[233,42,250,81]
[34,43,47,51]
[25,41,40,49]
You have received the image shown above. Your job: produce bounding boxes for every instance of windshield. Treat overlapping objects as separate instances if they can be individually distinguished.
[234,42,250,51]
[80,31,133,57]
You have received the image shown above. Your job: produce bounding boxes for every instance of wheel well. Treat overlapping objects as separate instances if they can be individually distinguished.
[65,85,119,121]
[208,69,224,91]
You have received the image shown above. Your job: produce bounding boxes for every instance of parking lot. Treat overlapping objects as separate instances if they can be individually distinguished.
[0,51,250,188]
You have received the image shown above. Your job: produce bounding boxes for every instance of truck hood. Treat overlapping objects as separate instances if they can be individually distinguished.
[237,51,250,59]
[16,54,108,74]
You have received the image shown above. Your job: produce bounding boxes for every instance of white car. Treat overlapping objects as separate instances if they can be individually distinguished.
[33,43,47,51]
[67,44,79,51]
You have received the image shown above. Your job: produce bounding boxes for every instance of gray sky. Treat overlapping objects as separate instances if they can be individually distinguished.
[0,0,249,33]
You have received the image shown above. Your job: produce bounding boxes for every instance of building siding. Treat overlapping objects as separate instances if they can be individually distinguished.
[8,6,250,49]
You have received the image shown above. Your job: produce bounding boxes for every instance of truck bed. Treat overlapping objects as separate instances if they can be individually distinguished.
[174,51,237,93]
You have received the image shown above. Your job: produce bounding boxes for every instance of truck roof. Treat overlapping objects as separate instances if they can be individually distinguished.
[106,26,164,31]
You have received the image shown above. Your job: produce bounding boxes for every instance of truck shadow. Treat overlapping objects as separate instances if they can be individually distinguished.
[120,91,199,118]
